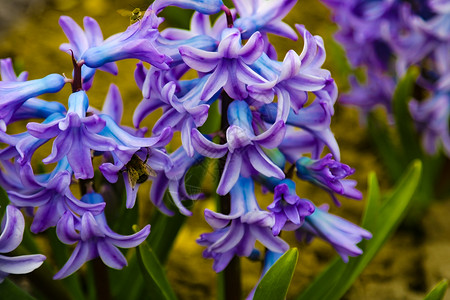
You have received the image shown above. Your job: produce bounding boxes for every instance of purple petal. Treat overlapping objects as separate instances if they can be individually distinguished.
[102,84,123,124]
[168,180,193,216]
[123,172,139,209]
[191,129,228,158]
[58,16,88,57]
[201,63,228,100]
[0,206,24,253]
[106,225,150,248]
[97,239,127,269]
[83,16,103,46]
[247,146,285,179]
[250,225,289,252]
[0,254,45,274]
[279,50,301,82]
[53,242,91,280]
[217,152,242,195]
[81,213,104,241]
[253,120,286,148]
[56,212,80,245]
[239,32,264,64]
[179,46,220,72]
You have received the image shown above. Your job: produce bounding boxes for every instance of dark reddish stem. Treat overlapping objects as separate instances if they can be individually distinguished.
[70,50,83,92]
[285,163,296,179]
[221,5,234,28]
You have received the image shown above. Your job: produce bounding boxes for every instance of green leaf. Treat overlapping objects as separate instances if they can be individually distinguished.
[253,248,298,300]
[367,113,405,181]
[110,252,144,300]
[424,279,448,300]
[360,172,381,235]
[0,278,36,300]
[147,195,190,264]
[135,237,178,300]
[392,66,421,161]
[298,160,422,300]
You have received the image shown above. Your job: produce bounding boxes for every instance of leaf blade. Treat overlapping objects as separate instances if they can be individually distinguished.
[253,248,298,300]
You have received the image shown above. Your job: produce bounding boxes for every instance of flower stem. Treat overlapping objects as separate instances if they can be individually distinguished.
[218,92,241,300]
[221,5,234,28]
[70,50,83,92]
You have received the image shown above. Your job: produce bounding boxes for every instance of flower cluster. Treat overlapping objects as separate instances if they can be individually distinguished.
[0,0,370,290]
[321,0,450,156]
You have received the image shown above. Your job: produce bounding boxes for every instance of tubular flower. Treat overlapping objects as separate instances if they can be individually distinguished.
[54,193,150,279]
[26,91,117,179]
[82,8,171,70]
[149,147,204,216]
[0,74,66,127]
[8,163,105,233]
[192,100,285,195]
[179,27,266,100]
[59,16,118,90]
[268,179,315,235]
[295,154,362,205]
[296,204,372,262]
[197,176,288,272]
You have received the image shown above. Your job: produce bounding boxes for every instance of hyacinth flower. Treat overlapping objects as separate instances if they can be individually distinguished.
[0,58,66,127]
[7,162,105,233]
[0,73,66,128]
[248,25,334,117]
[233,0,298,40]
[26,91,117,179]
[0,0,372,295]
[296,204,372,262]
[81,8,171,70]
[197,176,289,272]
[54,193,150,279]
[409,90,450,156]
[179,27,266,100]
[0,205,46,282]
[149,147,204,216]
[321,0,450,158]
[192,100,285,195]
[295,154,362,206]
[340,71,396,117]
[151,0,223,15]
[267,179,315,235]
[59,16,118,90]
[260,98,340,162]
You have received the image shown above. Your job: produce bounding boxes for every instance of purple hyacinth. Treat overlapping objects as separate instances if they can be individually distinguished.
[295,154,362,205]
[0,205,46,282]
[59,16,118,90]
[268,179,315,235]
[197,176,288,272]
[26,91,117,179]
[54,193,150,279]
[192,100,285,195]
[149,147,204,216]
[0,73,66,128]
[7,162,105,233]
[179,27,266,100]
[296,204,372,262]
[81,8,171,70]
[233,0,298,40]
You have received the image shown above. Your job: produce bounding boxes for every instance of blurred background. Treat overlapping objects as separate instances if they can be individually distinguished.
[0,0,448,299]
